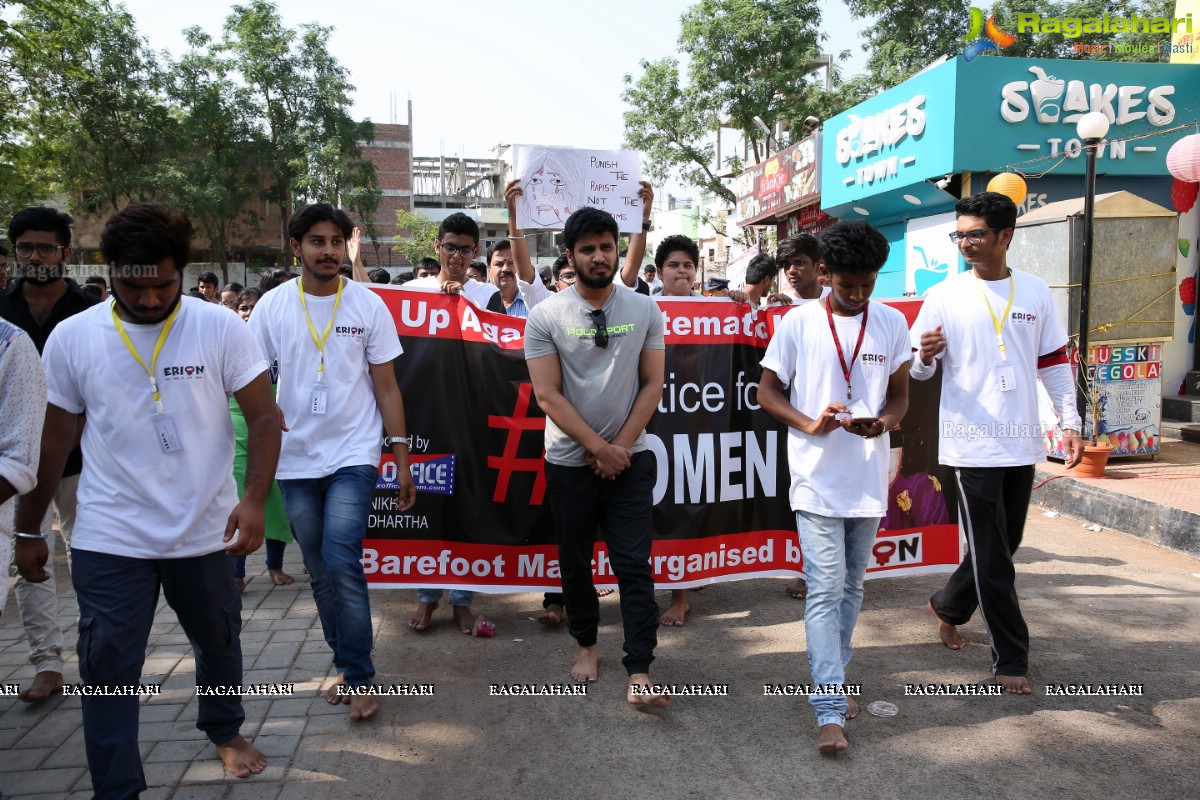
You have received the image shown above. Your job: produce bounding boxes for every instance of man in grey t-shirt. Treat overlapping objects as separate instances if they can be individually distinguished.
[525,206,667,708]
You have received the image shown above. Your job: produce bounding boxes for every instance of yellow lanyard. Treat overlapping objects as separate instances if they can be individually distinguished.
[974,269,1015,362]
[297,276,343,382]
[111,300,181,414]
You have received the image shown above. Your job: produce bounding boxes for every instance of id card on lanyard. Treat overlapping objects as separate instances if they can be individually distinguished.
[297,276,344,415]
[111,300,184,453]
[974,270,1016,392]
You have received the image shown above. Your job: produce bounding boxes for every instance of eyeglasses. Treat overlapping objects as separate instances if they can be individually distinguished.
[557,271,576,282]
[438,242,477,257]
[948,228,1000,244]
[589,308,608,349]
[14,242,65,258]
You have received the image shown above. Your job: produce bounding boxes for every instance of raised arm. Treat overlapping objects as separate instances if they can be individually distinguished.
[620,181,653,289]
[504,179,537,285]
[348,227,371,283]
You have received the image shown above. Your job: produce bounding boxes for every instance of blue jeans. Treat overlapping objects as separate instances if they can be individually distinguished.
[72,548,244,800]
[279,464,377,687]
[416,588,474,606]
[796,511,879,728]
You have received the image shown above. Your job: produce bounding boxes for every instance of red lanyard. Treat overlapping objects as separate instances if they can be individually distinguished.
[826,297,868,401]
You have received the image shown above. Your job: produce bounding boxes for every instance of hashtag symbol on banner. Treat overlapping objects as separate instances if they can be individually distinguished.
[488,382,546,504]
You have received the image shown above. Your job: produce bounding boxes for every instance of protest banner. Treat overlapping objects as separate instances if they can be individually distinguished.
[513,145,643,233]
[365,288,959,591]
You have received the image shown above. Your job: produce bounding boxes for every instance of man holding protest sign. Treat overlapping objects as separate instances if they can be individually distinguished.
[525,206,668,708]
[758,220,911,755]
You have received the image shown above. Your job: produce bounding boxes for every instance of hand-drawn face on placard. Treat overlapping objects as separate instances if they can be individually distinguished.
[521,148,584,227]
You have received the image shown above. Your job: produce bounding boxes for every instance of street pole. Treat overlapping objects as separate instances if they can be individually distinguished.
[1075,112,1110,435]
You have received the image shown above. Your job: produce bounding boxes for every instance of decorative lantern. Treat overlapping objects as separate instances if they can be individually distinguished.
[987,172,1028,208]
[1172,178,1199,214]
[1166,134,1200,183]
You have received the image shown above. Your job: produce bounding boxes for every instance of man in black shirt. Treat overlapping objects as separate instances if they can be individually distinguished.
[0,206,98,702]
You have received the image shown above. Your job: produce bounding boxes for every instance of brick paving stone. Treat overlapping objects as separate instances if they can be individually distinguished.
[171,785,233,799]
[143,760,190,788]
[251,734,301,758]
[179,758,229,783]
[253,641,301,670]
[255,716,307,737]
[0,745,52,771]
[139,701,189,723]
[11,705,85,748]
[268,627,310,643]
[2,766,87,794]
[145,736,211,763]
[225,782,282,800]
[42,728,88,768]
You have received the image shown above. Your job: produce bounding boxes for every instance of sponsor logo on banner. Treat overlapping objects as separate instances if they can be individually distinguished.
[869,532,924,570]
[378,453,456,495]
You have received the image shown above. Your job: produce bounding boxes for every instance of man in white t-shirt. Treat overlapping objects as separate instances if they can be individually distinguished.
[250,203,416,719]
[759,220,910,755]
[405,212,505,313]
[15,204,279,795]
[911,192,1082,696]
[1,321,45,621]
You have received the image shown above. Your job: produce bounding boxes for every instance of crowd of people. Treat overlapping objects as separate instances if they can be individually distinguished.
[0,186,1086,795]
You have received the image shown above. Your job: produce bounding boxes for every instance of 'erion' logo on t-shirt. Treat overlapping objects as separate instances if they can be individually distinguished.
[161,365,206,380]
[1010,312,1037,323]
[336,326,366,337]
[860,353,888,364]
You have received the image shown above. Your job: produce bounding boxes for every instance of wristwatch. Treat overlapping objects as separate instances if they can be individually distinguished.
[642,220,653,232]
[383,436,409,448]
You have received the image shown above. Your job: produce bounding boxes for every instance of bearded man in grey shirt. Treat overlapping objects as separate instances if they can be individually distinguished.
[525,206,668,709]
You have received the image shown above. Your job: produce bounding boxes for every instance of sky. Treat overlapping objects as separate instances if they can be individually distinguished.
[113,0,870,162]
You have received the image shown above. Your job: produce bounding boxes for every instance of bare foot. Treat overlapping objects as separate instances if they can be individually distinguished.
[452,605,474,635]
[660,590,689,627]
[350,694,378,720]
[846,696,860,720]
[570,645,599,683]
[19,671,63,703]
[787,579,808,600]
[627,674,669,709]
[596,588,614,597]
[928,600,965,650]
[215,735,266,778]
[996,675,1033,695]
[269,569,294,586]
[235,577,246,592]
[537,604,565,625]
[409,601,438,631]
[325,676,350,705]
[817,723,848,754]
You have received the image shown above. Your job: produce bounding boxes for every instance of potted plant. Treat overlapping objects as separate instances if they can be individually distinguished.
[1076,352,1114,478]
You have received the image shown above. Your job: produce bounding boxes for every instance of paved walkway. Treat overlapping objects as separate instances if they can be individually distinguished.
[1036,437,1200,515]
[3,509,1199,798]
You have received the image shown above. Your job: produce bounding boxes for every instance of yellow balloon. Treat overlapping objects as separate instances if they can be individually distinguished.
[987,173,1028,208]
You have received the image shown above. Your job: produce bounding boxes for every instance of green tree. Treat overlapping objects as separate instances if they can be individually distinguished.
[159,26,262,277]
[222,0,378,251]
[392,210,437,267]
[622,0,844,206]
[7,0,176,213]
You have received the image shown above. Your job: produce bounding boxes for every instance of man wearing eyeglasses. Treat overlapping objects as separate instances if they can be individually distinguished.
[911,191,1082,696]
[525,206,668,708]
[0,206,98,704]
[405,212,504,314]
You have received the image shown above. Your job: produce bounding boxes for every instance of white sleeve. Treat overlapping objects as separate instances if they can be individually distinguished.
[909,292,943,381]
[1040,362,1082,432]
[365,294,403,365]
[42,326,84,414]
[221,314,269,394]
[518,277,552,312]
[247,299,277,363]
[0,328,46,497]
[761,316,799,385]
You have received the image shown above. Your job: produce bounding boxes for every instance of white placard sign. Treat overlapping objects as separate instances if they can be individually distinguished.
[514,145,643,233]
